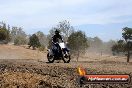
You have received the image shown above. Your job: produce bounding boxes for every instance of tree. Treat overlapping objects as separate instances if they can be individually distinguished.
[67,31,89,61]
[122,27,132,62]
[92,37,103,51]
[0,29,7,40]
[11,27,27,43]
[28,34,40,50]
[36,31,48,47]
[57,20,74,41]
[14,36,27,45]
[0,22,10,43]
[111,40,126,55]
[48,20,74,41]
[47,20,74,49]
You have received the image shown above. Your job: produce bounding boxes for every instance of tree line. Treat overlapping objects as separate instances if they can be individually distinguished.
[0,20,88,60]
[0,20,131,62]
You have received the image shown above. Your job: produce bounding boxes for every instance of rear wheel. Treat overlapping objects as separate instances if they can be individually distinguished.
[47,53,54,63]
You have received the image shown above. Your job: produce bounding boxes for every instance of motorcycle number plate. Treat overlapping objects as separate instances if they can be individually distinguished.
[59,43,65,48]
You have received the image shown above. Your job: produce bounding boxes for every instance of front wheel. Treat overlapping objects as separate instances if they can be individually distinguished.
[47,53,54,63]
[62,53,71,63]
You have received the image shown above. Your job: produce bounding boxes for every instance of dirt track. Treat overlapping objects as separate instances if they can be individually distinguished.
[0,45,132,88]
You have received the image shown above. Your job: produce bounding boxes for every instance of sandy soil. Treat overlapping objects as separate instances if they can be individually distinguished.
[0,44,132,88]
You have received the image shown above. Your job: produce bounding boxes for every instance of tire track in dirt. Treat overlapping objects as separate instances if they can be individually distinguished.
[0,45,132,88]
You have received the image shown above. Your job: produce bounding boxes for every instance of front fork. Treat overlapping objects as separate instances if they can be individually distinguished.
[62,48,69,58]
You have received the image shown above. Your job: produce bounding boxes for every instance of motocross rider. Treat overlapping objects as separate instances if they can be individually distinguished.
[51,29,63,56]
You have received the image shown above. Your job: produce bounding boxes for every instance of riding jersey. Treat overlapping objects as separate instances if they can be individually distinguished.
[52,34,63,43]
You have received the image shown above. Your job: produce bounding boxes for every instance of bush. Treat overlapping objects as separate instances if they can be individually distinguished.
[0,29,7,40]
[14,36,27,45]
[28,34,40,50]
[0,29,10,43]
[0,22,11,43]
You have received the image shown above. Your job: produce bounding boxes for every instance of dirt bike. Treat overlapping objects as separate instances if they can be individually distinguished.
[47,41,71,63]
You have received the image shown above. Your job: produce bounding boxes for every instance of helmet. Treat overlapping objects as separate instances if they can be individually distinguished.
[55,29,60,35]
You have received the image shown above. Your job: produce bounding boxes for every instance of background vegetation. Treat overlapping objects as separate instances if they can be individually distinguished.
[0,21,131,62]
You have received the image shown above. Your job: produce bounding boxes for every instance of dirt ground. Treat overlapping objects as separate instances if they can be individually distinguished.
[0,44,132,88]
[0,44,46,60]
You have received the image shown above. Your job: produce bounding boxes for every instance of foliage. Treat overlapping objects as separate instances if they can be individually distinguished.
[88,37,103,51]
[10,27,28,45]
[11,27,27,43]
[28,34,40,49]
[57,20,74,41]
[112,27,132,55]
[47,20,74,48]
[67,31,89,61]
[48,20,74,40]
[36,31,48,47]
[14,36,27,45]
[68,31,89,51]
[0,29,7,40]
[111,27,132,62]
[122,27,132,41]
[111,40,126,54]
[0,22,10,43]
[122,27,132,62]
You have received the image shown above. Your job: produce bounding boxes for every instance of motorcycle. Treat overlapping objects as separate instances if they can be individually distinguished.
[47,41,71,63]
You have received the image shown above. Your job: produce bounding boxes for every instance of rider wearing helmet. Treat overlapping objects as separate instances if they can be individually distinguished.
[51,29,63,56]
[52,29,63,43]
